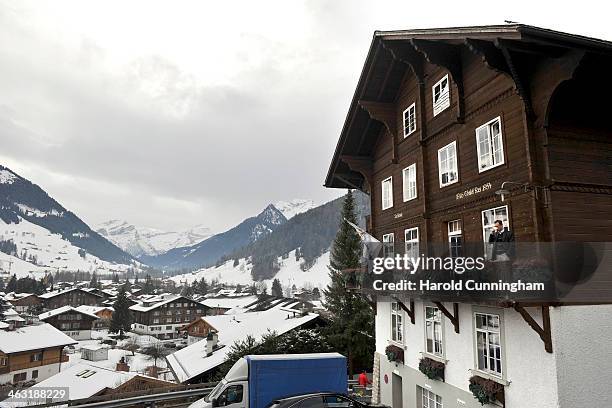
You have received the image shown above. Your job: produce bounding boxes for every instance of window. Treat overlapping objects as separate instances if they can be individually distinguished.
[382,233,395,258]
[438,141,458,187]
[153,319,159,324]
[448,220,462,257]
[475,312,503,376]
[425,306,443,356]
[175,316,181,323]
[166,326,172,330]
[481,205,509,243]
[404,228,419,259]
[432,74,450,116]
[421,388,443,408]
[476,117,504,172]
[391,302,403,343]
[32,370,38,379]
[31,352,43,362]
[402,164,417,201]
[381,177,393,210]
[0,357,7,366]
[13,372,26,383]
[217,384,244,406]
[403,103,417,137]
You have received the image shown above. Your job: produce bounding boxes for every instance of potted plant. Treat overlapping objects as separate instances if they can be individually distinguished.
[385,344,404,364]
[469,375,505,406]
[418,357,445,381]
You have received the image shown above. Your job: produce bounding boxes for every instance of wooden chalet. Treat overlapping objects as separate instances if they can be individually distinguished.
[325,24,612,408]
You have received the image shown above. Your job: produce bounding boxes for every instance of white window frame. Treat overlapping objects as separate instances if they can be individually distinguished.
[476,116,505,172]
[403,102,417,137]
[404,227,419,259]
[481,205,510,243]
[424,305,444,357]
[474,312,503,377]
[437,141,458,187]
[448,219,462,258]
[391,302,403,344]
[432,74,450,116]
[402,164,417,202]
[382,233,395,258]
[421,387,443,408]
[381,177,393,210]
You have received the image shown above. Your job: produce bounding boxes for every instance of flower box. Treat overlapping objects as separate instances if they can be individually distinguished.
[469,375,505,406]
[418,357,445,381]
[385,344,404,364]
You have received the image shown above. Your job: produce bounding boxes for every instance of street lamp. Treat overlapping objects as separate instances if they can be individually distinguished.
[495,181,550,206]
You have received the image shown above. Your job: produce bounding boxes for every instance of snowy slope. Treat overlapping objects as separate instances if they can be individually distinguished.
[273,199,317,219]
[96,220,213,257]
[169,249,330,290]
[0,217,139,279]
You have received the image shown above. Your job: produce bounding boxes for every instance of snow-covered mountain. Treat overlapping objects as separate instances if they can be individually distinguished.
[95,220,213,258]
[0,165,138,278]
[141,204,287,271]
[273,199,317,220]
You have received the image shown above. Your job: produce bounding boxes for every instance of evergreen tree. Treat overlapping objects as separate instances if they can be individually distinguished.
[271,279,283,297]
[89,272,100,289]
[323,189,375,375]
[112,273,119,284]
[110,287,133,338]
[134,274,139,285]
[142,275,154,295]
[6,274,17,292]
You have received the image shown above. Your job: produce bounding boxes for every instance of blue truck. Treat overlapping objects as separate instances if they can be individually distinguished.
[189,353,348,408]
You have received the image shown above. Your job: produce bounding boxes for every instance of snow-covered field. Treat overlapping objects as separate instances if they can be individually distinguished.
[170,249,331,290]
[0,218,138,279]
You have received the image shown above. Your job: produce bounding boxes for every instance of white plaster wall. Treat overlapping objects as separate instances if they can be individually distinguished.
[376,300,561,407]
[552,305,612,407]
[0,363,59,384]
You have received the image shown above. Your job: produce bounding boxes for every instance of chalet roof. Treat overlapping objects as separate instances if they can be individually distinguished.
[75,305,114,315]
[166,303,319,383]
[200,295,259,310]
[38,287,103,299]
[1,363,138,405]
[324,24,612,189]
[39,305,100,321]
[129,295,206,312]
[0,323,76,354]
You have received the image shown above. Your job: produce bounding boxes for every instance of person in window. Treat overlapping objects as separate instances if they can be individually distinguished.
[488,220,515,261]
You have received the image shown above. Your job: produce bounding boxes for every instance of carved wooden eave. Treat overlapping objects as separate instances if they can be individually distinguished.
[357,100,398,163]
[494,38,536,119]
[393,297,415,324]
[382,41,425,84]
[465,38,512,78]
[340,155,373,193]
[513,304,553,353]
[433,301,460,333]
[333,172,364,191]
[411,39,465,123]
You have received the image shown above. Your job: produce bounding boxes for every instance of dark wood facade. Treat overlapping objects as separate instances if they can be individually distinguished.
[131,296,210,338]
[40,309,98,333]
[39,288,103,310]
[326,25,612,305]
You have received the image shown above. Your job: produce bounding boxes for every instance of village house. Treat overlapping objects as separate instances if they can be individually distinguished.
[166,301,322,384]
[75,305,113,329]
[325,24,612,408]
[0,323,76,384]
[38,287,103,310]
[1,362,176,406]
[39,306,99,340]
[3,293,42,314]
[130,294,210,340]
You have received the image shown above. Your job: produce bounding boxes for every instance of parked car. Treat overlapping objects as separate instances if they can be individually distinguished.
[268,393,383,408]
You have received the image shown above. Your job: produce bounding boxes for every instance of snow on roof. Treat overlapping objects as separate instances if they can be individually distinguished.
[38,287,103,299]
[0,323,76,354]
[166,304,319,383]
[81,344,108,351]
[130,295,204,312]
[3,308,18,316]
[75,305,114,315]
[39,306,100,321]
[3,292,35,301]
[4,315,25,322]
[1,363,137,406]
[201,295,259,310]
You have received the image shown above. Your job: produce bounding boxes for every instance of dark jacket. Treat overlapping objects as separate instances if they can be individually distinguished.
[488,228,515,260]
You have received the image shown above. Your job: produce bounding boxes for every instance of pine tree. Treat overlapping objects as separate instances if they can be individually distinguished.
[6,274,17,292]
[323,190,375,375]
[271,279,283,297]
[89,272,100,289]
[112,273,119,284]
[142,275,154,295]
[110,287,133,338]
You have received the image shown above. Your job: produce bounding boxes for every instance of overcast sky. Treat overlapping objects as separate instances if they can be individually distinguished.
[0,1,609,232]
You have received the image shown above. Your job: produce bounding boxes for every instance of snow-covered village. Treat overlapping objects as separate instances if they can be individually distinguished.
[1,2,612,408]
